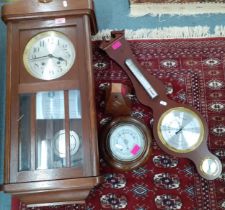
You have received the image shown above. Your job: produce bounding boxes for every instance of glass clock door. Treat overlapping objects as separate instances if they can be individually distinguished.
[19,89,83,173]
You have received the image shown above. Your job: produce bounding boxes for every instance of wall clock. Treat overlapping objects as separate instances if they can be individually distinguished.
[100,83,152,171]
[1,0,102,207]
[100,31,222,180]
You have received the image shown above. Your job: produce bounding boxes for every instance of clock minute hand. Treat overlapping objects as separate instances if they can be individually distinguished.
[29,54,50,61]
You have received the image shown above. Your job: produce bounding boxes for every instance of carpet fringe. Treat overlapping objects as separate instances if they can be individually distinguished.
[129,3,225,17]
[92,26,225,40]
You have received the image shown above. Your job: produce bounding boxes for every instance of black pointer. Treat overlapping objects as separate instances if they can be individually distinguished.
[48,54,67,64]
[175,127,183,135]
[30,54,67,65]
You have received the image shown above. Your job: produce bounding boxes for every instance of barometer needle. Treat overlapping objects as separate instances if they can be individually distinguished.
[175,127,183,135]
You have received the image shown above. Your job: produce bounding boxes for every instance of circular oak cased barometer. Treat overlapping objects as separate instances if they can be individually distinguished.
[101,116,152,171]
[100,83,152,171]
[1,0,102,207]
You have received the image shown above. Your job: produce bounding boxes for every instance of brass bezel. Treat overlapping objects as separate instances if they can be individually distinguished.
[23,31,76,80]
[157,107,205,153]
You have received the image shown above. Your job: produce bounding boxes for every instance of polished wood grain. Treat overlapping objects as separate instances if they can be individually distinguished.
[105,83,132,117]
[2,0,98,34]
[2,0,101,206]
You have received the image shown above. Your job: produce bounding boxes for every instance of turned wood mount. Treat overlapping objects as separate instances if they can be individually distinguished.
[105,83,132,117]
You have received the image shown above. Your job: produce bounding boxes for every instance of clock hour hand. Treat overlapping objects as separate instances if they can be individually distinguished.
[29,54,67,65]
[49,54,67,65]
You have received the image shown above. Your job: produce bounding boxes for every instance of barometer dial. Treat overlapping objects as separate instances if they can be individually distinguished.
[108,123,146,161]
[157,107,204,153]
[101,117,152,171]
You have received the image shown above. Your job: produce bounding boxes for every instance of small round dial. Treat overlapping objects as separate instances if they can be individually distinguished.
[157,107,204,153]
[54,130,80,158]
[200,157,221,177]
[108,123,145,161]
[23,31,75,80]
[101,117,152,171]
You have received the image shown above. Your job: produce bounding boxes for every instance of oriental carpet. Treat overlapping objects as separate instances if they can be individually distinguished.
[129,0,225,16]
[13,37,225,210]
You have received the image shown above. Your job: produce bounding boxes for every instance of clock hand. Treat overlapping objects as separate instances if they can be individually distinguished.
[49,54,68,65]
[29,55,50,61]
[30,54,67,64]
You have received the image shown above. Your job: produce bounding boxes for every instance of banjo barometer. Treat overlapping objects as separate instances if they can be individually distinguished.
[100,31,222,180]
[1,0,102,207]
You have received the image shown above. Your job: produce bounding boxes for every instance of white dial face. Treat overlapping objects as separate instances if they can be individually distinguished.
[201,158,220,176]
[54,130,80,158]
[108,123,145,161]
[23,31,76,80]
[158,107,204,153]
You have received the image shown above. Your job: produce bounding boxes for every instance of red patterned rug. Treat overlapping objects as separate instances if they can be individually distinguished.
[12,38,225,210]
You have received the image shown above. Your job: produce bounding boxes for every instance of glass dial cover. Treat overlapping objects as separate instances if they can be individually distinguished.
[54,130,80,158]
[23,31,76,80]
[108,123,146,161]
[158,107,204,153]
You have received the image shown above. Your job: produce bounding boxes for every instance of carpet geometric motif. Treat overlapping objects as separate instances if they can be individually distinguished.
[14,38,225,210]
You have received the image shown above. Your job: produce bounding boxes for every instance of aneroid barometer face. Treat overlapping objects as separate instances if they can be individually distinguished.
[107,123,146,161]
[157,107,204,153]
[23,31,76,80]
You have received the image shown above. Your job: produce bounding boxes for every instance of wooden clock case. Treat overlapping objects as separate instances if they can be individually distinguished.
[2,0,102,207]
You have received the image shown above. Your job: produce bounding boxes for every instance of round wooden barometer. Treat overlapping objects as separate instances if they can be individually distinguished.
[1,0,102,207]
[100,83,152,171]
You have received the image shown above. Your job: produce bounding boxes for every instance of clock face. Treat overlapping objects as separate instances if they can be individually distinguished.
[23,31,76,80]
[54,130,80,158]
[157,107,204,153]
[107,123,146,161]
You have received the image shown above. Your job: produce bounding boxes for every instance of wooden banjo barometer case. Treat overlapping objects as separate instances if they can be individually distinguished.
[100,31,222,181]
[1,0,102,207]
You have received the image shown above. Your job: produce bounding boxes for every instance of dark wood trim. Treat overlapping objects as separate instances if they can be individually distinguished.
[30,94,36,171]
[64,90,71,167]
[5,176,103,207]
[4,176,103,193]
[18,80,79,94]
